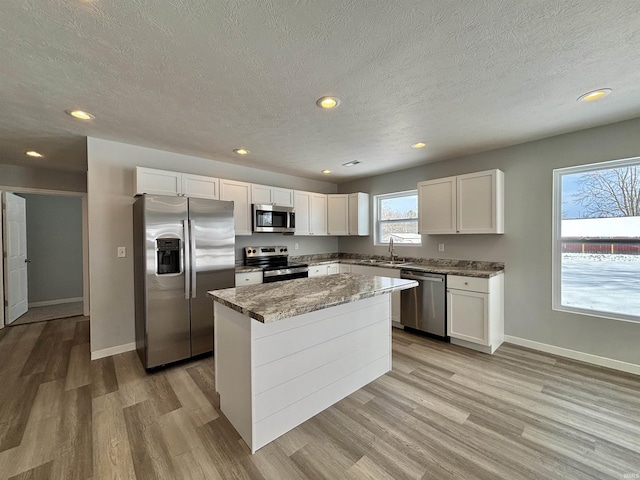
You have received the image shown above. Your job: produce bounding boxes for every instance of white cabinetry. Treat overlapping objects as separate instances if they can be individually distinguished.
[308,265,329,277]
[350,265,401,323]
[447,273,504,354]
[349,193,370,236]
[309,193,328,236]
[327,264,340,275]
[135,167,219,199]
[418,169,504,234]
[338,264,351,274]
[235,271,263,286]
[293,191,311,235]
[251,185,294,207]
[220,179,252,236]
[327,194,349,236]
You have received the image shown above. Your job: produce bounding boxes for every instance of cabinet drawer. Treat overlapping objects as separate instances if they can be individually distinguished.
[447,275,489,293]
[235,272,263,286]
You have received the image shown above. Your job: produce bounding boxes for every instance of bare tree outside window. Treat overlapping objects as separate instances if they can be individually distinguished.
[573,166,640,218]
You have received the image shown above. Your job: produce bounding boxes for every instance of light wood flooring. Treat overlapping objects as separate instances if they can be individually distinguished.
[10,302,84,326]
[0,316,639,479]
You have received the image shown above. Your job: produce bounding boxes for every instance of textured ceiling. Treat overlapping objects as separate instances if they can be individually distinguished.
[1,0,640,182]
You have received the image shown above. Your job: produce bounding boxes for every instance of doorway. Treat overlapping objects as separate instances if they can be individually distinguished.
[1,189,88,327]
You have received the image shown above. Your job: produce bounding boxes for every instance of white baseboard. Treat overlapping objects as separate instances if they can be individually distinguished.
[504,335,640,376]
[91,342,136,361]
[29,297,83,308]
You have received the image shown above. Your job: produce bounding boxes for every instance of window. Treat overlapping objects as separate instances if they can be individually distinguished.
[374,190,421,245]
[553,157,640,322]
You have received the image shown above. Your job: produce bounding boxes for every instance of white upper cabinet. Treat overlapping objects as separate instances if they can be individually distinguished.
[327,194,349,236]
[181,173,220,199]
[220,179,252,236]
[134,167,219,199]
[310,193,328,235]
[294,191,311,235]
[418,169,504,234]
[294,191,327,236]
[348,192,370,236]
[251,184,294,207]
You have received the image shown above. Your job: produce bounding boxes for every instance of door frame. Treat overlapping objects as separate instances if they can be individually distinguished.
[0,186,89,327]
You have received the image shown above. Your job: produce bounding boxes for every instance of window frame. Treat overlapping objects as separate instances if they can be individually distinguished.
[373,190,421,246]
[552,156,640,324]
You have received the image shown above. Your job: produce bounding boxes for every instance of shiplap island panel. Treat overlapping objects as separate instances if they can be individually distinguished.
[208,273,417,453]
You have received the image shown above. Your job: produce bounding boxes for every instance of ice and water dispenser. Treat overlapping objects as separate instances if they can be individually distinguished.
[156,238,180,274]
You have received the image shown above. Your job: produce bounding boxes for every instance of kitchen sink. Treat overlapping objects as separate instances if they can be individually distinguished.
[376,261,412,267]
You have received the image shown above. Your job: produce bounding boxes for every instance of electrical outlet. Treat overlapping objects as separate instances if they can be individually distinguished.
[438,243,445,252]
[117,246,126,258]
[294,243,299,250]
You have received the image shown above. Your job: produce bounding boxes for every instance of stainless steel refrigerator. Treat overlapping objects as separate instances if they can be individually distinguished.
[133,194,235,369]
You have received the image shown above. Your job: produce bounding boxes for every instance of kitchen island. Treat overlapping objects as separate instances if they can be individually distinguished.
[207,273,417,453]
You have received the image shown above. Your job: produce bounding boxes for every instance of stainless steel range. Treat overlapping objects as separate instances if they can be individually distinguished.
[244,246,309,283]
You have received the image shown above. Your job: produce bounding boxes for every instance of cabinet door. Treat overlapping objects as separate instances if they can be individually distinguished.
[327,194,349,236]
[327,264,340,275]
[447,288,489,345]
[349,193,370,236]
[457,170,503,234]
[418,177,456,234]
[338,264,351,274]
[293,191,311,235]
[309,193,327,235]
[220,179,252,236]
[308,265,328,277]
[134,167,181,196]
[182,173,219,200]
[235,272,263,286]
[272,188,294,207]
[251,184,273,204]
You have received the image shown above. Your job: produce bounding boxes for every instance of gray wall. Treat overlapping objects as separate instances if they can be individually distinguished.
[339,117,640,367]
[22,194,83,304]
[0,164,86,192]
[87,137,338,355]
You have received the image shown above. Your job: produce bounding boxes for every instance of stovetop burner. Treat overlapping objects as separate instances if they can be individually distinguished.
[244,246,309,283]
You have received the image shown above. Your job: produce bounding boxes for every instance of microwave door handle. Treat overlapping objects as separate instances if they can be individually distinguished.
[190,220,197,298]
[183,220,190,299]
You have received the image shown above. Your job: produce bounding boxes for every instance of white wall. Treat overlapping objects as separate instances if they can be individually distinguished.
[0,164,86,192]
[339,117,640,367]
[22,194,83,304]
[87,137,338,356]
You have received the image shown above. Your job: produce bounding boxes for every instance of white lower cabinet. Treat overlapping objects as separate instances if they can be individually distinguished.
[338,264,351,274]
[327,264,340,275]
[447,273,504,354]
[235,272,263,286]
[308,265,329,277]
[350,265,401,323]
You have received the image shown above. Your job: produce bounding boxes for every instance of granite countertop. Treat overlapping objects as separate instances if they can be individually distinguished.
[295,256,504,278]
[208,273,418,323]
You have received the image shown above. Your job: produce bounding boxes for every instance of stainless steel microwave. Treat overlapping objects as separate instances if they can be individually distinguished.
[252,204,295,233]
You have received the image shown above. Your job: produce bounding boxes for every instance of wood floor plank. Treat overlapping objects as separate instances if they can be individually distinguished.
[1,319,640,479]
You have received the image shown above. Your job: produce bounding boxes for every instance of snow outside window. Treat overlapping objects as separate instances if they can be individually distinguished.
[552,157,640,323]
[374,191,421,246]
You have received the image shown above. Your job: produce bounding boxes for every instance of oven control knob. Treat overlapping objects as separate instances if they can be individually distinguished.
[251,249,256,253]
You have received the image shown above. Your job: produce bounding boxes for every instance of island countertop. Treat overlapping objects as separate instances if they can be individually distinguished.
[208,273,418,323]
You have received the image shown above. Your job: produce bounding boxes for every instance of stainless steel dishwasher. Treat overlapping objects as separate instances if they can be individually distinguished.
[400,270,448,339]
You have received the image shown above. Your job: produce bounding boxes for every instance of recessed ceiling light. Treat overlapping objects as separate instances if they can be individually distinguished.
[65,109,95,120]
[316,96,341,109]
[321,169,332,174]
[233,148,249,155]
[412,142,427,149]
[342,160,361,167]
[26,150,43,158]
[577,89,612,102]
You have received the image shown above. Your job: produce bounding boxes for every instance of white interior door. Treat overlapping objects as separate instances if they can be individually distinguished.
[3,192,28,323]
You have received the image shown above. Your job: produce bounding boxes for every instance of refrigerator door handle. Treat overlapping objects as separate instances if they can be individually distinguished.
[183,219,190,299]
[190,219,197,298]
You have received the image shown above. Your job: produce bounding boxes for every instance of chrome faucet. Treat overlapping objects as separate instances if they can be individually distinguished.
[388,237,396,262]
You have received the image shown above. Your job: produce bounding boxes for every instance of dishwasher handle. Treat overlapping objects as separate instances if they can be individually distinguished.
[401,272,444,282]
